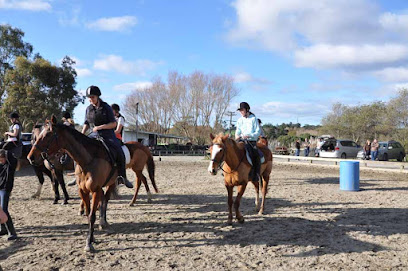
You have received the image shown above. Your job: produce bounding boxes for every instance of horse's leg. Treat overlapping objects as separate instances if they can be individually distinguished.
[226,185,233,225]
[100,185,115,229]
[78,189,90,216]
[129,171,143,206]
[32,166,45,199]
[259,174,270,215]
[235,183,248,223]
[141,173,152,203]
[56,170,70,205]
[99,189,108,230]
[85,189,101,252]
[252,181,260,212]
[52,171,60,204]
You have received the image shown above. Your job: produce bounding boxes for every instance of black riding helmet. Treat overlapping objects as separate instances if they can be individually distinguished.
[237,102,250,111]
[111,103,120,112]
[86,85,101,97]
[63,111,72,119]
[9,112,19,119]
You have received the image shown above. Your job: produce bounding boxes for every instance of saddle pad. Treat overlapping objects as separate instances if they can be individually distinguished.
[246,151,265,166]
[122,145,131,165]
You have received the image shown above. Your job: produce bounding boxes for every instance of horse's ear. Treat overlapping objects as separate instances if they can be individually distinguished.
[51,115,57,125]
[222,134,230,141]
[210,133,215,140]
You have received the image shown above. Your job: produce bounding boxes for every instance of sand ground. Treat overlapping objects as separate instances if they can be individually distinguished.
[1,156,408,270]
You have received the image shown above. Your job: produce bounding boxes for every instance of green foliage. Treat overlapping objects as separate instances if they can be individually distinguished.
[1,56,81,131]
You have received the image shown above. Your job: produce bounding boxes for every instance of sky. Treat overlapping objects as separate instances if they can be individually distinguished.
[1,0,408,126]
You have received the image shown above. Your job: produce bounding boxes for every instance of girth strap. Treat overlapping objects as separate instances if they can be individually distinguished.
[96,136,117,187]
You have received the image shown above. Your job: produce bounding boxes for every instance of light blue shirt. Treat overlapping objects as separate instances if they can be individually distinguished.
[235,113,261,141]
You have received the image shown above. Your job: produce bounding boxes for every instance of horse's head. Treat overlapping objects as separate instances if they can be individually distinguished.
[208,133,230,175]
[257,136,268,147]
[27,115,62,166]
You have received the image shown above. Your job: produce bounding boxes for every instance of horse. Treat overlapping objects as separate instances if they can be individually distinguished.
[208,133,273,224]
[27,116,157,252]
[30,124,73,204]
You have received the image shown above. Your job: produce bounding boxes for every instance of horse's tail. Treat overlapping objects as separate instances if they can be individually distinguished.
[146,152,158,193]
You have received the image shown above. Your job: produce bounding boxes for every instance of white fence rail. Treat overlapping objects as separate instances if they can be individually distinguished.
[273,155,408,174]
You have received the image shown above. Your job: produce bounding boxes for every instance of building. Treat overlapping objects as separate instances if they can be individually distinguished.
[123,129,188,147]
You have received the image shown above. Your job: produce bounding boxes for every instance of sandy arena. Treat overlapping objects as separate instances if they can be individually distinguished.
[1,156,408,270]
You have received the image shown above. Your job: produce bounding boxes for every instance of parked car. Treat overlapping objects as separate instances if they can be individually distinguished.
[319,139,362,159]
[357,140,406,161]
[21,132,33,159]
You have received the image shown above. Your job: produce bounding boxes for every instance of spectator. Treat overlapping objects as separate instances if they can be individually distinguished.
[310,137,317,156]
[364,140,371,160]
[295,139,301,156]
[0,149,18,240]
[316,138,324,157]
[304,138,310,157]
[371,139,379,161]
[258,119,265,137]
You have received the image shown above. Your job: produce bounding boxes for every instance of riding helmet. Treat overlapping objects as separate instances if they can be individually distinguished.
[237,102,250,111]
[111,103,120,112]
[86,85,101,97]
[63,111,72,119]
[9,112,19,119]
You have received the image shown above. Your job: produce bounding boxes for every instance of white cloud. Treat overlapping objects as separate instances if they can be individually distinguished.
[227,0,382,52]
[0,0,51,11]
[374,67,408,82]
[234,72,271,84]
[76,68,92,77]
[86,16,137,32]
[113,81,152,92]
[93,55,163,75]
[295,44,408,69]
[380,12,408,36]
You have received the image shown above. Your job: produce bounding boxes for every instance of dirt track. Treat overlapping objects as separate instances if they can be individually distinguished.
[1,156,408,270]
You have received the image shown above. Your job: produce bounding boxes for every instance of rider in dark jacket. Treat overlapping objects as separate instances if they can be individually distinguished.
[82,86,133,188]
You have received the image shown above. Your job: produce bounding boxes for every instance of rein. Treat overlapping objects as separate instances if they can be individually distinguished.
[212,142,245,174]
[33,131,58,170]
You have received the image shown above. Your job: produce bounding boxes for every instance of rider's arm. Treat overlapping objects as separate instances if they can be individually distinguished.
[5,125,19,137]
[93,103,117,132]
[114,116,124,134]
[94,122,117,131]
[247,117,261,139]
[82,124,89,134]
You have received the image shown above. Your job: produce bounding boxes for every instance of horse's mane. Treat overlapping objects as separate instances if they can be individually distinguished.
[212,133,244,150]
[54,123,103,148]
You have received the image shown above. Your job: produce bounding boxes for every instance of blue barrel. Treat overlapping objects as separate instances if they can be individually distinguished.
[339,161,360,191]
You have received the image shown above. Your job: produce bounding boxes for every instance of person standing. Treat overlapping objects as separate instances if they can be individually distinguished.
[0,149,18,240]
[295,140,301,156]
[111,104,125,142]
[304,139,310,157]
[364,140,371,160]
[82,86,133,188]
[371,139,379,161]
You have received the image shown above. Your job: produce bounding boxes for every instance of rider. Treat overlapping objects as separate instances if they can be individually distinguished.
[1,112,22,151]
[235,102,261,182]
[82,86,133,189]
[111,104,125,142]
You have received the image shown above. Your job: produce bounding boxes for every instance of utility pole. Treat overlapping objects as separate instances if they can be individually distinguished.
[226,111,235,135]
[135,102,139,142]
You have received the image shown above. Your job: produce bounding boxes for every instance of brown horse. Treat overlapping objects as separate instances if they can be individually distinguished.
[208,134,272,224]
[31,124,74,204]
[27,116,157,252]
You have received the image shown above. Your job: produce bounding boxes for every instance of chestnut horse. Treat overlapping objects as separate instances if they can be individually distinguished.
[31,124,74,204]
[208,134,272,224]
[27,116,157,252]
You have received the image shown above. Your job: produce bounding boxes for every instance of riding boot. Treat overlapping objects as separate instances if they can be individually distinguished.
[0,224,7,236]
[117,152,133,189]
[252,151,261,182]
[5,216,17,241]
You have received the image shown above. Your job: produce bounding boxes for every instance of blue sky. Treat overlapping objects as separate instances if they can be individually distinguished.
[1,0,408,126]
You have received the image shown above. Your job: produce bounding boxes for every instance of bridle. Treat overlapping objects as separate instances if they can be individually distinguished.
[211,142,245,174]
[32,129,58,170]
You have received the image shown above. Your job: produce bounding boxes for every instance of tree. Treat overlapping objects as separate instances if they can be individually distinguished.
[1,56,81,131]
[0,24,33,102]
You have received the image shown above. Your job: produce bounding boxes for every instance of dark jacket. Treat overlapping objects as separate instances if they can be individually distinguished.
[84,100,116,139]
[0,150,18,192]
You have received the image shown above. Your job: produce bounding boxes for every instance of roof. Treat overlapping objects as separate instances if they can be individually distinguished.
[124,129,188,140]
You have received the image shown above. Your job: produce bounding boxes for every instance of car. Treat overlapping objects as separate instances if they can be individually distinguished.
[319,139,362,159]
[357,140,406,161]
[21,132,33,159]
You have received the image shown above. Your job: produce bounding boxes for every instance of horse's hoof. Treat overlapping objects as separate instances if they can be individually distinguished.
[31,194,39,199]
[84,244,95,253]
[128,202,134,207]
[78,210,85,216]
[226,219,233,225]
[61,200,68,205]
[99,223,110,230]
[147,198,152,203]
[237,217,245,223]
[53,199,58,204]
[258,210,264,216]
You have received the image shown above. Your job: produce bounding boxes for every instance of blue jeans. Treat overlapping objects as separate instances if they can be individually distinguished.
[295,149,300,156]
[0,190,11,221]
[304,147,310,157]
[371,151,378,161]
